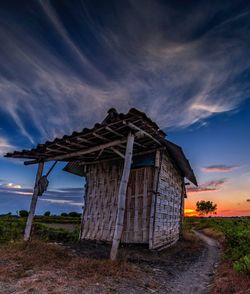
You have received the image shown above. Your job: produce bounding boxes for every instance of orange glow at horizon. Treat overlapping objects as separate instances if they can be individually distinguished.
[184,208,198,217]
[15,191,33,195]
[185,186,250,217]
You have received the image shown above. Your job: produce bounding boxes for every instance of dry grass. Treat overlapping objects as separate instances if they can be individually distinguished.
[212,260,250,294]
[0,241,140,293]
[201,228,225,242]
[0,233,204,293]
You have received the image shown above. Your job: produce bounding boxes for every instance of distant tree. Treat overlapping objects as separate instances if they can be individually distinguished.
[19,210,29,217]
[61,212,68,217]
[44,211,51,216]
[196,200,217,216]
[68,212,81,217]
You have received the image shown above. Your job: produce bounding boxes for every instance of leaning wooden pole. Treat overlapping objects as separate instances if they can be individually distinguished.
[24,161,44,241]
[110,132,134,260]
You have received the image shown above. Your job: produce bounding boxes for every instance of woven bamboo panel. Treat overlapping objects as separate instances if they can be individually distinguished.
[151,152,183,249]
[81,160,154,244]
[121,167,154,243]
[81,161,122,242]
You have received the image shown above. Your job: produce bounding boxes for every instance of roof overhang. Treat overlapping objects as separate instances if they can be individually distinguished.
[4,108,197,185]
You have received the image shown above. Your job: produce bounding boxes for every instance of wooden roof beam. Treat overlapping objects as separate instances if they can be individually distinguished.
[24,137,129,164]
[105,126,125,138]
[110,147,125,159]
[93,132,109,142]
[124,121,162,145]
[65,139,88,149]
[95,149,104,160]
[76,137,95,145]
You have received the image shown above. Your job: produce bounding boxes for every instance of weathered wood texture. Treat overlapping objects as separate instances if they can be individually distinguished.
[24,162,44,241]
[80,162,154,244]
[80,160,122,241]
[121,167,154,243]
[110,133,134,260]
[151,152,184,249]
[80,150,184,249]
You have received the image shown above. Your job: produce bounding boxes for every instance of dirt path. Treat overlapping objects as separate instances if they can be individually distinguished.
[112,230,220,294]
[164,230,220,294]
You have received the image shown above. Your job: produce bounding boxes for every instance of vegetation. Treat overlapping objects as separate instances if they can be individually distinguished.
[61,212,81,217]
[0,216,80,244]
[44,211,51,216]
[185,217,250,274]
[19,210,29,217]
[0,218,25,243]
[196,200,217,216]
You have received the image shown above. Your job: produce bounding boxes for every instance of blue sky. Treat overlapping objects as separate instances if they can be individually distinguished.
[0,0,250,215]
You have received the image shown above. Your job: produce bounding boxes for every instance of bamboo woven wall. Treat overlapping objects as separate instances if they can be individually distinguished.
[80,161,122,241]
[151,152,183,249]
[80,160,154,243]
[121,167,154,243]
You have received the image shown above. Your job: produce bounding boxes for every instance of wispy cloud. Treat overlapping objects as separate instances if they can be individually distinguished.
[0,178,83,209]
[202,164,243,172]
[40,198,82,207]
[0,137,14,155]
[187,178,227,194]
[0,1,250,146]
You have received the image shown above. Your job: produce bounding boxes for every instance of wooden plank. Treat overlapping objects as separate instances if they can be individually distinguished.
[24,162,44,241]
[134,170,139,242]
[79,180,88,239]
[125,185,132,242]
[149,150,161,249]
[93,132,110,142]
[35,138,128,162]
[110,133,134,260]
[125,121,162,145]
[105,126,125,138]
[142,168,148,242]
[110,147,125,159]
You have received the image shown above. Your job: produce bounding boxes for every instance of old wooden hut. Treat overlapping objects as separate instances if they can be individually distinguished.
[5,108,197,259]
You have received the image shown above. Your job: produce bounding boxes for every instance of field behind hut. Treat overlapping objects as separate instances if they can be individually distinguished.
[0,216,249,293]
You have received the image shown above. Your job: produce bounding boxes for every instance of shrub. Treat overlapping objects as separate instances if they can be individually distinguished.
[184,217,250,274]
[19,210,29,217]
[233,255,250,274]
[0,220,24,243]
[68,212,81,218]
[33,223,80,243]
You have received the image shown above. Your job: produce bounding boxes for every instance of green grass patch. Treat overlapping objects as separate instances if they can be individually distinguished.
[0,217,80,245]
[185,217,250,274]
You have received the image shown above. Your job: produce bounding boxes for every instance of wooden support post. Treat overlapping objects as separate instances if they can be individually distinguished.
[149,150,161,249]
[110,133,134,260]
[179,180,186,239]
[24,162,44,241]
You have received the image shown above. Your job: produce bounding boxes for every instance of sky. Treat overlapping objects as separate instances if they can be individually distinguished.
[0,0,250,216]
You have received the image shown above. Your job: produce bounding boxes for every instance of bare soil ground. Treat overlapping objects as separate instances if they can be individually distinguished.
[0,230,224,294]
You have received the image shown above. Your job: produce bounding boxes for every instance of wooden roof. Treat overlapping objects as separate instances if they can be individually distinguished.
[4,108,197,185]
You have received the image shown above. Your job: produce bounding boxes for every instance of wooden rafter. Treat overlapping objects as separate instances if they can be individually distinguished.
[125,121,162,145]
[110,147,125,159]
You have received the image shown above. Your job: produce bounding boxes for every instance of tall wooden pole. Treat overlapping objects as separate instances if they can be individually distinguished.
[24,161,44,241]
[110,133,134,260]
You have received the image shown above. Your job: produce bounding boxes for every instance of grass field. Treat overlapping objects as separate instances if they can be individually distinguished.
[0,216,80,244]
